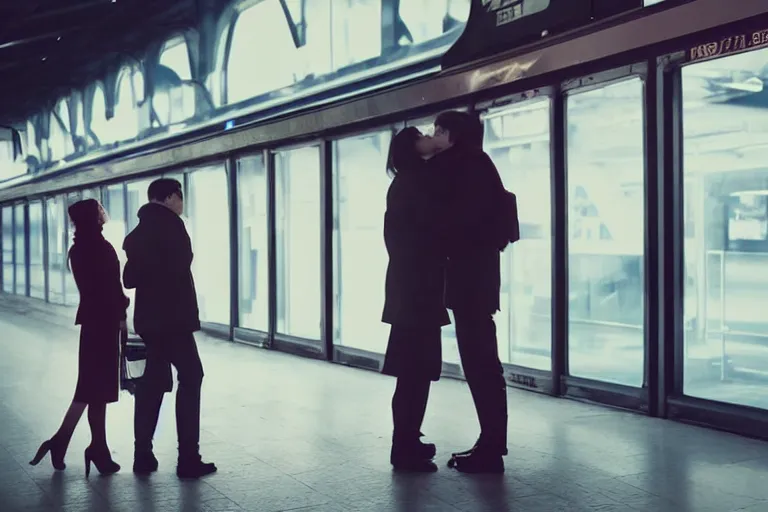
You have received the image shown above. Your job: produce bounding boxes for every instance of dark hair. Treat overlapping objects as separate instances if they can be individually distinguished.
[434,110,484,148]
[67,199,102,232]
[148,178,183,202]
[386,127,424,177]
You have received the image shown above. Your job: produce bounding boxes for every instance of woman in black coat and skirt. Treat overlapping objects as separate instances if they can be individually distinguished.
[382,127,449,472]
[30,199,128,477]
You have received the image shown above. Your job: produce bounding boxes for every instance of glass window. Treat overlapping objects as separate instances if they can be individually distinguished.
[398,1,470,45]
[64,192,81,305]
[333,131,391,352]
[126,179,153,232]
[28,201,45,299]
[227,0,300,103]
[156,38,196,125]
[14,203,26,295]
[330,0,382,69]
[112,68,142,142]
[46,196,65,304]
[187,165,231,325]
[481,99,552,370]
[26,119,40,160]
[566,78,645,387]
[275,146,321,339]
[90,85,111,146]
[49,100,73,162]
[2,206,13,293]
[103,184,127,250]
[682,47,768,409]
[237,155,269,332]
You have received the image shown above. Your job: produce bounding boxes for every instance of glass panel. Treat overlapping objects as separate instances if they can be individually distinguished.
[333,131,391,352]
[566,77,645,387]
[46,196,65,304]
[157,38,196,125]
[126,179,152,232]
[237,155,269,332]
[2,206,12,293]
[112,68,141,142]
[64,193,80,305]
[102,183,130,328]
[187,165,231,325]
[682,47,768,409]
[14,204,26,295]
[275,146,321,339]
[482,98,552,369]
[28,202,45,299]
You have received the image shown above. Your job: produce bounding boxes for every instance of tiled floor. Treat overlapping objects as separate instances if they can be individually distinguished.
[2,295,768,511]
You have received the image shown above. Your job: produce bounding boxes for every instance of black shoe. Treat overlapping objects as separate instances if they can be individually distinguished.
[177,459,217,479]
[84,446,121,478]
[448,449,505,474]
[451,439,508,459]
[30,437,67,471]
[133,452,159,474]
[390,438,438,473]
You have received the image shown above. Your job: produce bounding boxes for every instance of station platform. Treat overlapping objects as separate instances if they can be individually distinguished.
[1,295,767,512]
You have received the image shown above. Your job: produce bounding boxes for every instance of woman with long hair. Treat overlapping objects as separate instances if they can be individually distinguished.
[381,127,449,472]
[30,198,128,477]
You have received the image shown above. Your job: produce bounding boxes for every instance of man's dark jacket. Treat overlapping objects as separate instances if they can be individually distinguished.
[429,143,503,314]
[122,203,201,335]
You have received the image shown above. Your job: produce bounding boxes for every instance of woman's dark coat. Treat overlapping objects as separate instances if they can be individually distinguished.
[69,228,130,404]
[381,162,449,381]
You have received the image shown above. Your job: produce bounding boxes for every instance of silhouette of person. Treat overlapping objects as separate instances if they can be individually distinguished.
[30,199,127,477]
[381,127,448,472]
[430,111,509,473]
[123,178,216,479]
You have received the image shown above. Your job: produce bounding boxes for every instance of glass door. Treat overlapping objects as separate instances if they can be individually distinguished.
[563,70,648,394]
[274,145,324,355]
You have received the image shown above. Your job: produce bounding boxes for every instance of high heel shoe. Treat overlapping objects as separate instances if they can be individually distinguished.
[84,446,120,477]
[30,438,66,471]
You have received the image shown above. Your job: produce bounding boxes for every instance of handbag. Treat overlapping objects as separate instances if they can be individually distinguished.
[120,328,147,395]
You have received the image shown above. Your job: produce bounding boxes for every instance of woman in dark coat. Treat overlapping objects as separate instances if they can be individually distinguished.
[30,199,128,477]
[381,127,449,472]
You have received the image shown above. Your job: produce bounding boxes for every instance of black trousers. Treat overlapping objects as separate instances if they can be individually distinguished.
[453,308,508,453]
[392,376,431,443]
[134,332,204,460]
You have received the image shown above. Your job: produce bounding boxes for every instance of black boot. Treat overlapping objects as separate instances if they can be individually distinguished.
[133,451,159,474]
[391,437,438,473]
[177,454,217,479]
[448,445,504,474]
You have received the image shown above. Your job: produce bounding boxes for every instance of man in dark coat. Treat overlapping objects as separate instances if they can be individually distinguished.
[429,111,508,473]
[122,178,216,479]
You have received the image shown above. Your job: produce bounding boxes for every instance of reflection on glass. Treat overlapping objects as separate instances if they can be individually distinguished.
[103,184,130,327]
[187,166,231,325]
[333,132,391,352]
[275,146,321,339]
[566,78,645,386]
[237,155,269,331]
[157,38,196,125]
[28,202,45,299]
[481,99,552,370]
[14,204,26,295]
[682,47,768,409]
[46,196,65,304]
[2,206,12,293]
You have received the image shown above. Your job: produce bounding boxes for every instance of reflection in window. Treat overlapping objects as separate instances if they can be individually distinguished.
[156,37,196,126]
[26,120,40,160]
[49,99,74,162]
[187,166,231,325]
[333,132,391,352]
[90,85,110,146]
[14,203,26,296]
[330,0,381,69]
[227,0,299,103]
[112,67,142,142]
[276,146,321,339]
[398,0,470,45]
[2,207,12,293]
[482,99,552,370]
[566,78,645,387]
[28,202,45,299]
[46,196,65,304]
[237,155,269,332]
[682,47,768,410]
[126,179,152,232]
[102,184,129,324]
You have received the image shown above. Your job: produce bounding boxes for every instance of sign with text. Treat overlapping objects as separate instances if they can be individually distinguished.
[442,0,643,70]
[688,28,768,63]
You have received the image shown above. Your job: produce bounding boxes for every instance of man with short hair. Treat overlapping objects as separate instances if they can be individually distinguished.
[123,178,216,479]
[430,111,509,473]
